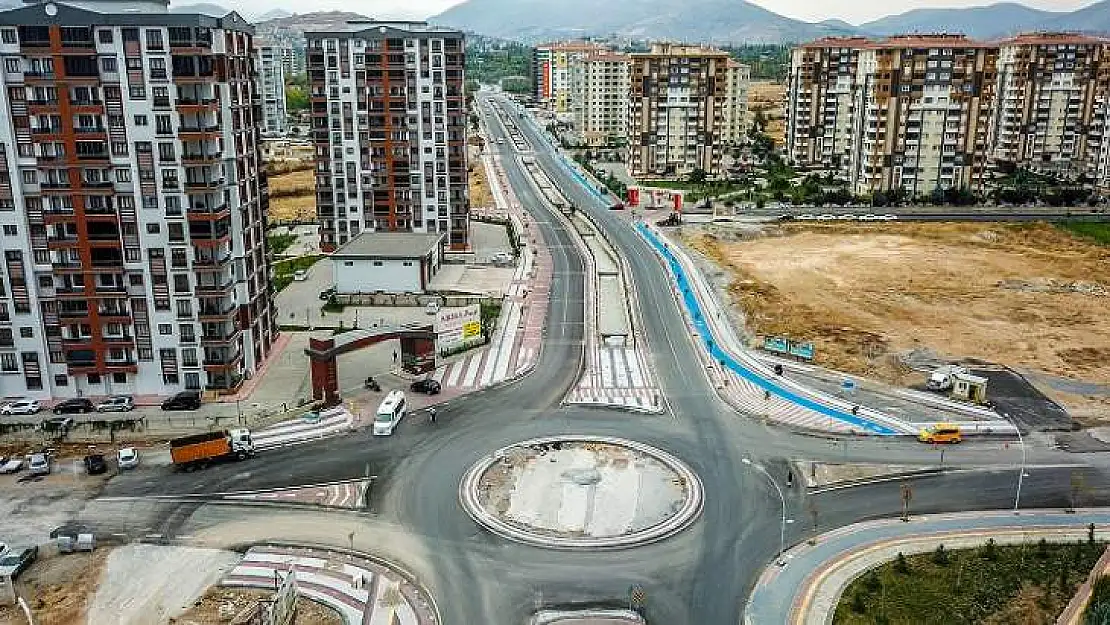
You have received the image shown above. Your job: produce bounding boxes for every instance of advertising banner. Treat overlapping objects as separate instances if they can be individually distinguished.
[436,304,482,353]
[763,336,789,354]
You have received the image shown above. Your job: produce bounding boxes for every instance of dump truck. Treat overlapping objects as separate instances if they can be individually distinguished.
[169,428,255,471]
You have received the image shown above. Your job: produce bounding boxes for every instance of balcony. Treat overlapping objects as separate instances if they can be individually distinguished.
[198,304,236,320]
[58,305,90,318]
[190,232,231,248]
[176,97,220,111]
[183,178,225,191]
[52,261,85,273]
[76,151,110,163]
[201,327,241,345]
[96,308,131,322]
[182,152,221,164]
[204,349,243,370]
[195,277,234,295]
[192,252,232,269]
[179,125,221,140]
[187,204,229,220]
[31,126,63,136]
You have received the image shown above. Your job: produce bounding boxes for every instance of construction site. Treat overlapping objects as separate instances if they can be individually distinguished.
[680,221,1110,424]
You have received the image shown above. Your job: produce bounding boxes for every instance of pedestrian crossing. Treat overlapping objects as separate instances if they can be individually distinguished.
[252,407,355,450]
[566,345,662,412]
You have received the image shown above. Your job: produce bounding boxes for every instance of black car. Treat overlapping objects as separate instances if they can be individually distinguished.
[53,398,94,414]
[83,454,107,475]
[410,379,441,395]
[161,391,202,411]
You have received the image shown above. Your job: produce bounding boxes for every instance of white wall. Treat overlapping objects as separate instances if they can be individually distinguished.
[334,258,423,294]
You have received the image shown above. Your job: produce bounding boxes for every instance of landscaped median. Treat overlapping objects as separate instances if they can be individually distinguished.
[743,509,1110,625]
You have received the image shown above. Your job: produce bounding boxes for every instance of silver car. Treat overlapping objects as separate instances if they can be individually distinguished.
[27,453,50,476]
[117,447,140,469]
[1,400,41,415]
[96,396,134,413]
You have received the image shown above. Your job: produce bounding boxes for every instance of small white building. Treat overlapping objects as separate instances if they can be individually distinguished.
[331,232,446,294]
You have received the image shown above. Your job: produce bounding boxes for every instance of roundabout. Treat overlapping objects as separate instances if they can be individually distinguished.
[459,435,705,550]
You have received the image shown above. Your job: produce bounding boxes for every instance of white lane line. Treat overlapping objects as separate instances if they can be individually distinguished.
[627,348,645,387]
[462,350,484,388]
[445,360,464,387]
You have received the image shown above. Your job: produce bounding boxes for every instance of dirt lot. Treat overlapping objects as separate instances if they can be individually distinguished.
[0,547,110,625]
[748,80,786,145]
[469,160,494,210]
[683,221,1110,421]
[268,169,316,224]
[172,587,342,625]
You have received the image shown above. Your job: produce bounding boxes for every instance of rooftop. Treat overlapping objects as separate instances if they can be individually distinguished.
[998,31,1110,46]
[306,20,461,37]
[330,231,445,259]
[633,43,730,58]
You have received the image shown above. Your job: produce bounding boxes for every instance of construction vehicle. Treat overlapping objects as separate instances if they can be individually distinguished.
[169,428,255,471]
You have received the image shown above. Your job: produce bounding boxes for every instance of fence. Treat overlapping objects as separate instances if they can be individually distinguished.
[333,292,498,308]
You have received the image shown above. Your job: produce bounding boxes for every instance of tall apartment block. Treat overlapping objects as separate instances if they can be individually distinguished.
[533,41,606,113]
[722,59,751,146]
[257,41,287,135]
[306,22,468,252]
[567,50,629,146]
[0,0,277,399]
[627,43,750,178]
[852,35,998,195]
[786,37,870,171]
[280,44,304,77]
[992,33,1110,179]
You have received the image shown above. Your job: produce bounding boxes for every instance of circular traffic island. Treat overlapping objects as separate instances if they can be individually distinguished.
[459,435,704,550]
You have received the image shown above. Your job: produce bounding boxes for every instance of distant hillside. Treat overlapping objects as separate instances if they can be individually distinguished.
[1045,0,1110,35]
[861,2,1060,38]
[252,8,292,22]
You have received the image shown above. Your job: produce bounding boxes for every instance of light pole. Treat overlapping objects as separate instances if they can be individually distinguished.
[743,457,794,566]
[1000,413,1027,513]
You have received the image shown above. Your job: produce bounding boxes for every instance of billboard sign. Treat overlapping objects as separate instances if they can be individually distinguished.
[763,336,789,354]
[789,341,815,361]
[436,304,482,353]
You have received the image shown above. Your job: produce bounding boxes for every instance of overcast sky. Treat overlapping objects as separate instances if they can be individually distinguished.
[231,0,1102,26]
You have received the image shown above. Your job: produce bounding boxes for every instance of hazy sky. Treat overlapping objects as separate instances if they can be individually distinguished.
[229,0,1102,26]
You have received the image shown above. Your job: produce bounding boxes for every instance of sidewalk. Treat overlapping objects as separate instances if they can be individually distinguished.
[744,509,1110,625]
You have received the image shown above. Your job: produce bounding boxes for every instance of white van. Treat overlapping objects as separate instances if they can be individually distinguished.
[373,390,407,436]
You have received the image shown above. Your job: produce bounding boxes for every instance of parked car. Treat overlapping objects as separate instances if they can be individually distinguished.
[410,378,441,395]
[1,400,41,415]
[161,391,201,411]
[53,398,94,414]
[491,251,513,265]
[116,447,140,469]
[83,454,107,475]
[318,287,336,301]
[0,546,38,580]
[424,301,441,315]
[96,395,134,413]
[816,214,837,221]
[293,269,308,281]
[40,416,74,433]
[27,452,50,476]
[0,457,22,474]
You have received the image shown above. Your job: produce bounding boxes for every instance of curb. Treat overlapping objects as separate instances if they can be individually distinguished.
[252,541,443,625]
[458,435,704,550]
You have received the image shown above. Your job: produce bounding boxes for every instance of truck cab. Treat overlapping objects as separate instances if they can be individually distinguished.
[228,428,255,457]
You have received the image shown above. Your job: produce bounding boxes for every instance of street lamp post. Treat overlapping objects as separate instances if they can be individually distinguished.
[1001,413,1026,513]
[743,457,793,566]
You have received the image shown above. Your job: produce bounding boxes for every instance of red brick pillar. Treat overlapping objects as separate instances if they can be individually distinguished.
[308,337,339,404]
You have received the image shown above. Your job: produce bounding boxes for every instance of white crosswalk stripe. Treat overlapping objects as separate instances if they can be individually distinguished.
[252,408,355,450]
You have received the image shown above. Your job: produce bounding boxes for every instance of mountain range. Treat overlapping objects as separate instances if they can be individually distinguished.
[429,0,1110,44]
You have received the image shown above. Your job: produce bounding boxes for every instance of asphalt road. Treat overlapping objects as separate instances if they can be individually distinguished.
[91,94,1110,625]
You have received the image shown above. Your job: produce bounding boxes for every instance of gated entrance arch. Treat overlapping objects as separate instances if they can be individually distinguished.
[305,324,437,405]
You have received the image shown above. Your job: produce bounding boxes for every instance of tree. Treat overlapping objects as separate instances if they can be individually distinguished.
[981,538,998,561]
[932,544,949,566]
[686,168,708,186]
[286,85,309,113]
[894,552,910,574]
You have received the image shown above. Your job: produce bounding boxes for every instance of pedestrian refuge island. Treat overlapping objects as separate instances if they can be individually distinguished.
[572,212,632,346]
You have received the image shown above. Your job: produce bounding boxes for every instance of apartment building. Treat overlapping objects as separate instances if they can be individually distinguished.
[567,50,629,146]
[722,58,751,146]
[0,0,277,399]
[257,41,287,135]
[852,35,998,195]
[533,41,606,113]
[306,22,468,252]
[786,37,870,171]
[280,43,304,77]
[627,43,750,178]
[992,32,1110,179]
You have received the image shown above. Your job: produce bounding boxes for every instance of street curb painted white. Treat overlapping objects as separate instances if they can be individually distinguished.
[458,435,704,550]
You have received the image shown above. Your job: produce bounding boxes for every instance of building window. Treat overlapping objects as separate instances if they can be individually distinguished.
[113,371,127,383]
[373,261,383,266]
[2,225,15,236]
[0,353,16,372]
[145,29,164,51]
[116,168,131,182]
[158,323,172,335]
[0,29,16,44]
[19,327,31,338]
[97,29,112,44]
[175,300,192,318]
[173,274,189,293]
[4,58,19,73]
[101,57,117,72]
[182,349,197,367]
[87,373,101,384]
[134,114,148,126]
[54,374,68,386]
[138,347,153,361]
[129,85,146,99]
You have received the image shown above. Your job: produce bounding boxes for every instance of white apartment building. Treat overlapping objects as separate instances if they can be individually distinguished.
[722,58,751,146]
[533,41,606,114]
[306,22,468,251]
[627,43,750,178]
[568,50,629,146]
[257,41,287,135]
[0,0,277,400]
[786,37,870,172]
[280,43,304,77]
[993,33,1110,179]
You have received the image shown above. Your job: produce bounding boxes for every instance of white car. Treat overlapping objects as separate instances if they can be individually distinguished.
[796,214,816,221]
[96,396,134,413]
[1,400,41,415]
[836,214,857,221]
[292,269,308,281]
[424,301,441,315]
[878,214,899,221]
[0,457,23,474]
[858,214,880,221]
[116,447,139,469]
[491,251,513,265]
[27,453,50,476]
[816,214,837,221]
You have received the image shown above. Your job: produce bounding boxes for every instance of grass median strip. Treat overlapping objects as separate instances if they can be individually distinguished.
[834,536,1106,624]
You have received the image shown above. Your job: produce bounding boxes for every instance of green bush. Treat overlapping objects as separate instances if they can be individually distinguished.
[932,544,949,566]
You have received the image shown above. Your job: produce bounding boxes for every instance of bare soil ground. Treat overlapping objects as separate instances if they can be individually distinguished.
[171,587,342,625]
[0,547,110,625]
[469,160,494,210]
[268,169,316,224]
[748,81,786,145]
[682,221,1110,422]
